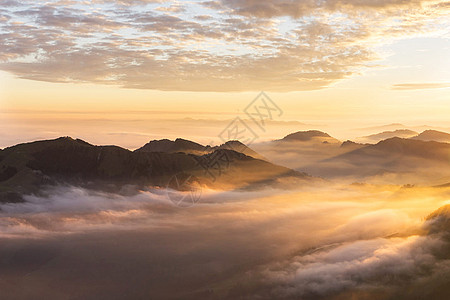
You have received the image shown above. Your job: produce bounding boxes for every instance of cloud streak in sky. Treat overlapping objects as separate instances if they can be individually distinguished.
[391,82,450,90]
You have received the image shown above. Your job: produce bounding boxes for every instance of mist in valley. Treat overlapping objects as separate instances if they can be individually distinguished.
[1,182,450,299]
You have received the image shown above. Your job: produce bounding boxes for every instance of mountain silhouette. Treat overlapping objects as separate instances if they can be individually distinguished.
[136,138,266,160]
[135,138,208,155]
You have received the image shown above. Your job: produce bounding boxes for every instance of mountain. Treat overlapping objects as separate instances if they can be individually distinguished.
[248,130,450,183]
[358,129,418,143]
[0,137,308,203]
[216,141,267,160]
[135,138,209,155]
[356,123,407,132]
[278,130,340,144]
[307,137,450,182]
[251,131,356,172]
[412,130,450,143]
[356,124,450,139]
[338,137,450,161]
[340,140,367,151]
[426,204,450,236]
[136,138,266,160]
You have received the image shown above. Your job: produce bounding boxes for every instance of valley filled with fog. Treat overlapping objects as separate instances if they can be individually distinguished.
[1,181,450,299]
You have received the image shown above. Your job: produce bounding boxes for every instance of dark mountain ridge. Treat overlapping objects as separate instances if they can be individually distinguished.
[136,138,266,160]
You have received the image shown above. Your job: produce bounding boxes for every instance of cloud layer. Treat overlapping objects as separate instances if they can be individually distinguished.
[1,183,450,299]
[0,0,448,91]
[262,235,445,298]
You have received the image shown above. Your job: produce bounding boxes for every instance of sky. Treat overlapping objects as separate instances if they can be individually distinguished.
[0,0,449,148]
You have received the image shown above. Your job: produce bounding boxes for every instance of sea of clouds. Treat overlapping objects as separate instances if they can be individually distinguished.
[0,183,449,299]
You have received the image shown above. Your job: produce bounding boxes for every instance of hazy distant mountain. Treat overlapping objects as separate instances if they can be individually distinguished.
[359,129,418,143]
[356,124,450,139]
[340,140,367,151]
[278,130,340,144]
[411,130,450,143]
[252,131,359,172]
[308,137,450,182]
[356,123,407,132]
[135,138,266,160]
[339,137,449,161]
[249,130,450,184]
[0,137,307,203]
[135,138,209,155]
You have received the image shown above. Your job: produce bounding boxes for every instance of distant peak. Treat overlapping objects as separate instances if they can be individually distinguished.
[282,130,331,141]
[412,130,450,143]
[361,129,418,142]
[374,136,448,148]
[136,138,205,153]
[56,136,74,140]
[55,136,91,145]
[419,129,449,135]
[376,136,404,144]
[218,140,248,153]
[217,140,266,160]
[222,140,245,146]
[174,138,195,143]
[375,129,417,135]
[341,140,358,147]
